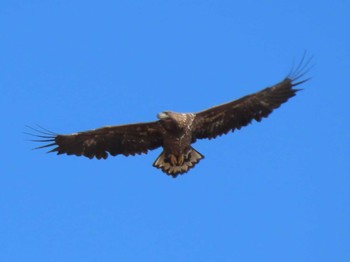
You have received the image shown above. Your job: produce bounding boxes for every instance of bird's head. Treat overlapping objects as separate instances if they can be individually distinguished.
[157,111,189,132]
[157,111,184,121]
[157,111,170,120]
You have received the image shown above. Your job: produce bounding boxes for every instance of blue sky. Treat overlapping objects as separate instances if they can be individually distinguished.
[1,0,349,261]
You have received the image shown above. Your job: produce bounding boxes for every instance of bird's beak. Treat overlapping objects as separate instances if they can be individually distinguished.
[157,112,168,119]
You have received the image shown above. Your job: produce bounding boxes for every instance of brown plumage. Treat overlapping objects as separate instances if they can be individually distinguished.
[29,57,311,177]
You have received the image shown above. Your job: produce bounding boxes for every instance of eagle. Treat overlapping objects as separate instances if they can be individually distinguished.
[30,57,310,177]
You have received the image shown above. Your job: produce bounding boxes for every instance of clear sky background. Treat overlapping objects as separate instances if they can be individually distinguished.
[1,0,349,261]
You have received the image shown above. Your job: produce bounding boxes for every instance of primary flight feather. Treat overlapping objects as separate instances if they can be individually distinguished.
[30,56,311,177]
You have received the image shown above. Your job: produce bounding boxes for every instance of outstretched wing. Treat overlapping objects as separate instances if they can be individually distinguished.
[192,58,311,140]
[29,122,163,159]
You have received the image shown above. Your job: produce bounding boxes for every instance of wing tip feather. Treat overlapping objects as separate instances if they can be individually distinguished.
[25,125,59,152]
[287,52,313,88]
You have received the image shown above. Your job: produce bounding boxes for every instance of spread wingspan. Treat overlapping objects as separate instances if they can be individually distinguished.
[28,54,311,177]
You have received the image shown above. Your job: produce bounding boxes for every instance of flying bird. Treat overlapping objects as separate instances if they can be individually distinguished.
[29,57,311,177]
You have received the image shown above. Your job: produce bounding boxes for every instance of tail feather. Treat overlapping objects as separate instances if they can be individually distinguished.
[153,148,204,177]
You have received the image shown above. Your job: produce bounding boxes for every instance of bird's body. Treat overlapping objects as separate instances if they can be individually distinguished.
[30,56,311,177]
[153,112,203,175]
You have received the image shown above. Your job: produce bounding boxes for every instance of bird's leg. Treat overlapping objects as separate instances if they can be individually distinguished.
[177,155,184,166]
[170,154,178,166]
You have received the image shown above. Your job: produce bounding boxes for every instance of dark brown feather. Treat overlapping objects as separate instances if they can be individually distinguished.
[192,77,306,140]
[32,122,163,159]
